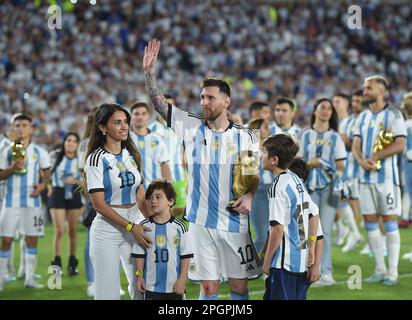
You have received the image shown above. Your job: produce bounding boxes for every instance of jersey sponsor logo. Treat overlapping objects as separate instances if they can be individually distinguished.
[173,234,180,248]
[150,141,159,148]
[156,235,167,248]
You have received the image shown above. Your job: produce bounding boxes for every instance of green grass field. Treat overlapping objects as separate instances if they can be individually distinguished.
[1,223,412,300]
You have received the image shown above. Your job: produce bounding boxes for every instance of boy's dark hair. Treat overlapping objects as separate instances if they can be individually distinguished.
[201,78,231,97]
[130,101,150,113]
[262,134,299,169]
[289,158,309,182]
[249,101,267,115]
[11,113,32,123]
[276,97,296,111]
[145,180,177,207]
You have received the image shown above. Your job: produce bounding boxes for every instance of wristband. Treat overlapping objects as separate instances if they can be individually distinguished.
[308,235,317,242]
[126,221,135,232]
[135,270,144,277]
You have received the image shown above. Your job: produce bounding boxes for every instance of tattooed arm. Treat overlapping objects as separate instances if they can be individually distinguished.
[143,39,168,121]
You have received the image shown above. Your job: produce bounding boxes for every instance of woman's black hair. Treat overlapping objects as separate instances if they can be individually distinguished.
[51,132,80,174]
[310,98,339,132]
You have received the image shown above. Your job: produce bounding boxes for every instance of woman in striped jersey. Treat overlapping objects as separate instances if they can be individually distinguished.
[49,132,83,276]
[297,98,346,286]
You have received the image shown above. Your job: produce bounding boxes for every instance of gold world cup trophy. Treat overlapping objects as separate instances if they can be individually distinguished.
[10,140,27,175]
[372,129,394,170]
[227,150,259,211]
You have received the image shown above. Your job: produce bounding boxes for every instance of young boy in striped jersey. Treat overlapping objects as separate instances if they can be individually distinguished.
[133,180,193,300]
[261,134,320,300]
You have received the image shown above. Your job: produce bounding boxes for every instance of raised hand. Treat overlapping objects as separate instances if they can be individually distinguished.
[143,39,161,71]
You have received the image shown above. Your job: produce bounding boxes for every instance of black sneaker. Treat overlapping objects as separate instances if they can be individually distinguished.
[51,256,62,268]
[68,256,79,276]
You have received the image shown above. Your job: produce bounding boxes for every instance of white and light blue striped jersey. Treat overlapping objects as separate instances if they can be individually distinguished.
[130,131,169,190]
[353,105,406,184]
[269,121,302,142]
[131,216,193,293]
[297,129,346,191]
[0,143,51,208]
[84,147,142,206]
[405,119,412,161]
[78,138,89,170]
[167,104,259,233]
[267,170,319,273]
[0,137,11,204]
[340,114,360,180]
[148,120,186,182]
[50,153,81,188]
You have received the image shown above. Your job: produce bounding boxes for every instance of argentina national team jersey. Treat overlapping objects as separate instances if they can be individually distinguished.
[405,119,412,161]
[51,154,81,187]
[84,147,142,206]
[131,216,193,293]
[297,128,346,191]
[340,115,360,180]
[353,105,406,185]
[0,143,51,208]
[269,122,302,142]
[130,131,169,189]
[167,104,259,233]
[148,120,186,182]
[268,170,319,273]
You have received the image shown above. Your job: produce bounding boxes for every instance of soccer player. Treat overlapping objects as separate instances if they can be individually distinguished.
[0,114,51,290]
[133,180,193,300]
[143,39,261,300]
[261,134,320,300]
[269,97,301,141]
[297,98,346,286]
[333,92,363,251]
[352,75,406,285]
[148,96,188,218]
[129,101,171,189]
[248,101,272,124]
[83,103,152,300]
[48,132,83,276]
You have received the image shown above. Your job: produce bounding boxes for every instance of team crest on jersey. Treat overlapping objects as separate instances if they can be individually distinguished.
[378,122,384,129]
[316,138,323,145]
[150,141,159,149]
[116,161,127,172]
[156,235,167,248]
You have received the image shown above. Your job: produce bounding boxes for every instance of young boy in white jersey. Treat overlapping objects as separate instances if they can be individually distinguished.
[133,180,193,300]
[261,134,320,300]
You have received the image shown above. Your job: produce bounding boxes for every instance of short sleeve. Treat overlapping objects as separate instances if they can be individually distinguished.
[352,112,364,138]
[334,134,347,161]
[131,242,145,258]
[167,104,202,142]
[156,136,170,164]
[84,154,104,193]
[179,230,194,259]
[0,147,9,170]
[390,110,407,138]
[39,147,51,169]
[317,220,323,239]
[308,196,319,217]
[268,185,289,226]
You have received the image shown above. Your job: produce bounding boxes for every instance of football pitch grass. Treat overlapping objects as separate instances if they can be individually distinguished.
[1,223,412,300]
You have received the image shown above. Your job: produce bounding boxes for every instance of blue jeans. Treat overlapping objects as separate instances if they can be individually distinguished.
[250,184,271,254]
[309,183,338,276]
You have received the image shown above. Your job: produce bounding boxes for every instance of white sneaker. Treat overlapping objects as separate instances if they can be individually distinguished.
[360,244,371,255]
[402,251,412,261]
[5,273,16,282]
[120,288,126,296]
[312,274,336,287]
[335,225,349,246]
[342,234,364,253]
[87,283,95,297]
[24,279,44,289]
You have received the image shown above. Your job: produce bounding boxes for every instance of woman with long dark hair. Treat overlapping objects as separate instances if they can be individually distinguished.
[83,103,151,300]
[49,132,83,276]
[297,98,346,286]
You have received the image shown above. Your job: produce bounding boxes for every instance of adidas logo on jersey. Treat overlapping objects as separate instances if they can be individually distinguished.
[247,264,254,271]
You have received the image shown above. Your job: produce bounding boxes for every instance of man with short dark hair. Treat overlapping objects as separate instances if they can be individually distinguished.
[269,97,301,141]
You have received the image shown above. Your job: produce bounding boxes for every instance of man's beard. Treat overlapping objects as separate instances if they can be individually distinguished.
[363,95,377,104]
[203,109,221,121]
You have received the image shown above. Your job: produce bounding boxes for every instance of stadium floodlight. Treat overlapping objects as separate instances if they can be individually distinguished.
[90,0,96,5]
[70,0,77,4]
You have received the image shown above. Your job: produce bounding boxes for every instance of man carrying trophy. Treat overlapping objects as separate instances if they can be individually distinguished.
[143,39,261,300]
[0,114,51,291]
[352,76,406,286]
